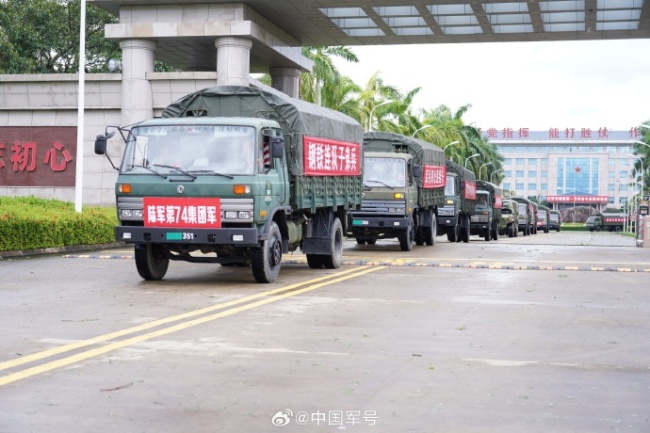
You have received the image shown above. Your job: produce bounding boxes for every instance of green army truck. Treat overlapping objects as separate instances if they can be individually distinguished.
[586,212,628,232]
[536,204,551,233]
[346,132,446,251]
[512,196,536,236]
[500,199,519,237]
[437,160,477,243]
[94,86,364,283]
[471,180,503,241]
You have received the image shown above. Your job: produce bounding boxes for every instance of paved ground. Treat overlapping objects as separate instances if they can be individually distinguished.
[1,231,649,433]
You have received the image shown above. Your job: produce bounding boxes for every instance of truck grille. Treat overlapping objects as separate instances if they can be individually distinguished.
[357,199,406,215]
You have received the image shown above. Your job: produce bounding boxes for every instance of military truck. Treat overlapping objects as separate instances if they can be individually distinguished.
[438,160,477,243]
[512,196,535,236]
[548,210,561,232]
[500,199,519,237]
[585,212,628,232]
[346,132,446,251]
[536,204,551,233]
[471,180,503,241]
[94,86,364,283]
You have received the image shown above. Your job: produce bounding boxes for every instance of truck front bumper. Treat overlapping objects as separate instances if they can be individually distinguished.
[115,226,260,247]
[347,215,410,237]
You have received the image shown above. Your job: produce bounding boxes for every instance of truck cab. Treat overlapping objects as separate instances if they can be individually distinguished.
[348,152,418,250]
[500,199,519,237]
[470,190,495,241]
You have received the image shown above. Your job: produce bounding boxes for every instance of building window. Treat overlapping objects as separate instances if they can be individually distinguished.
[541,183,547,191]
[516,183,524,191]
[528,170,537,177]
[608,184,615,192]
[541,158,548,166]
[528,158,537,166]
[504,158,512,165]
[504,170,512,177]
[528,183,537,190]
[541,170,548,178]
[503,182,511,190]
[516,158,525,165]
[516,170,524,177]
[619,184,628,192]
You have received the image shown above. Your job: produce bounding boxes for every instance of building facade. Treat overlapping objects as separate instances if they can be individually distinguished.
[489,127,646,211]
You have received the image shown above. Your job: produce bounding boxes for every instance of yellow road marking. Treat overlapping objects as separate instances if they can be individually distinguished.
[0,266,383,387]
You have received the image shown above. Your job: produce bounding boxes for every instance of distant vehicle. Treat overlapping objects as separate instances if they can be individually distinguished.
[438,160,477,243]
[511,196,535,236]
[548,210,561,232]
[471,180,503,241]
[536,205,551,233]
[500,199,519,237]
[586,213,628,232]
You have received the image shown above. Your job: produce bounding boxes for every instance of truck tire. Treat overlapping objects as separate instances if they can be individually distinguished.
[484,228,491,241]
[321,217,344,269]
[399,224,415,251]
[508,223,515,237]
[447,223,459,243]
[251,221,282,283]
[461,216,470,243]
[595,226,601,232]
[491,220,499,240]
[424,212,437,246]
[134,244,169,281]
[306,254,324,269]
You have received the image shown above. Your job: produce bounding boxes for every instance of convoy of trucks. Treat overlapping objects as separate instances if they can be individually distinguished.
[438,160,477,243]
[94,85,607,284]
[346,132,446,251]
[95,85,364,283]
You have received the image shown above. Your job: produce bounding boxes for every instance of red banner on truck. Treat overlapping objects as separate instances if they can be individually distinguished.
[464,181,477,200]
[303,136,361,176]
[422,165,446,188]
[144,197,221,228]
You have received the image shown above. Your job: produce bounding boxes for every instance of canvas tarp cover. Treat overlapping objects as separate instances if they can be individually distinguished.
[362,131,445,167]
[161,86,363,175]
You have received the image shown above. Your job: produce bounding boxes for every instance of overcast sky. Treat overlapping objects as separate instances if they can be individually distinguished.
[333,38,650,134]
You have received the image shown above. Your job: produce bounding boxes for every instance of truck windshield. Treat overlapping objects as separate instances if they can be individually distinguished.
[120,125,258,175]
[537,211,547,220]
[363,157,406,188]
[444,175,456,196]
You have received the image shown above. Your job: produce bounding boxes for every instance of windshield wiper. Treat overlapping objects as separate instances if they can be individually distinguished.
[189,169,234,179]
[125,164,168,179]
[364,179,394,189]
[152,164,197,180]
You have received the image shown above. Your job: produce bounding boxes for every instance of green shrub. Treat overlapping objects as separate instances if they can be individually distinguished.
[0,196,117,252]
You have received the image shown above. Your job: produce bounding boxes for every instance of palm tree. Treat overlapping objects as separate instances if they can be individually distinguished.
[300,46,358,106]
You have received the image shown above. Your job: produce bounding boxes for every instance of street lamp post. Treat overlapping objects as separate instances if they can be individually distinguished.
[628,153,645,201]
[443,140,460,161]
[464,153,480,169]
[491,169,504,183]
[412,124,434,137]
[479,162,493,180]
[368,100,393,132]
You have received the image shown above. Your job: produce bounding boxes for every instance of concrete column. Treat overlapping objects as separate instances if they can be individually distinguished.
[119,39,156,126]
[215,37,253,86]
[270,67,302,98]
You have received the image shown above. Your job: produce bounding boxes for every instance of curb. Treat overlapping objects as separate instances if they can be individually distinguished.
[0,242,126,260]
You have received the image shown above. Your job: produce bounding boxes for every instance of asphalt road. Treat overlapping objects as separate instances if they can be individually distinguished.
[1,231,649,433]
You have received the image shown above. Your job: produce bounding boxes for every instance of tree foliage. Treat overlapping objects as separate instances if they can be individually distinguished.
[0,0,119,73]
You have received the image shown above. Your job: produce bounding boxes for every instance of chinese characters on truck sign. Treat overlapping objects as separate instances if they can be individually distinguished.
[464,181,477,200]
[422,165,446,189]
[144,198,222,228]
[303,136,360,176]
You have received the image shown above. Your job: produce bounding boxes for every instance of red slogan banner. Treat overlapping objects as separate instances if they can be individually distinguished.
[303,136,361,176]
[144,197,221,228]
[422,165,446,189]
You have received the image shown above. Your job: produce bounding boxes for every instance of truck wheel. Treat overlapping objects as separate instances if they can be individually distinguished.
[484,228,491,241]
[134,244,169,280]
[447,223,459,242]
[424,213,437,246]
[367,239,376,245]
[251,222,282,283]
[461,216,470,243]
[508,224,515,238]
[306,254,324,269]
[399,224,415,251]
[321,217,344,269]
[595,226,601,232]
[492,221,499,240]
[415,228,425,246]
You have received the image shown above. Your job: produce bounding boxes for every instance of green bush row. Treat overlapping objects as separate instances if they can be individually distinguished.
[0,196,117,252]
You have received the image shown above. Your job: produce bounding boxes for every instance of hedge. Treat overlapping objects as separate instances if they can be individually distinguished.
[0,196,118,252]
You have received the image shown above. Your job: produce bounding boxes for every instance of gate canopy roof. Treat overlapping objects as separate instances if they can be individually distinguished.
[93,0,650,46]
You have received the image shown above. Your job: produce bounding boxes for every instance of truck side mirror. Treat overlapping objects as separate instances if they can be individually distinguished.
[94,130,116,155]
[94,135,107,155]
[412,165,422,178]
[271,137,285,158]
